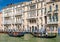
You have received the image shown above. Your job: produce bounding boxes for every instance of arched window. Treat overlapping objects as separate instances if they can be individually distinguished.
[45,7,46,13]
[50,5,52,12]
[35,26,37,31]
[56,5,58,11]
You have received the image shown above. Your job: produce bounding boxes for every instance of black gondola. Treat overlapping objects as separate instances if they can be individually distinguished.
[7,29,25,37]
[32,32,57,38]
[32,33,57,38]
[31,28,57,38]
[8,32,25,37]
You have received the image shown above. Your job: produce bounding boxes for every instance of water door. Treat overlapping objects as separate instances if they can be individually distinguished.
[32,26,34,32]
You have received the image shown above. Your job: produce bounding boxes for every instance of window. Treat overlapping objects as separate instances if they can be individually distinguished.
[27,6,30,11]
[29,10,37,17]
[53,14,55,22]
[27,25,30,32]
[4,9,12,14]
[30,5,36,10]
[54,13,58,21]
[56,5,58,11]
[45,8,46,13]
[49,26,54,31]
[13,8,15,12]
[50,5,52,12]
[38,9,41,16]
[52,26,54,31]
[16,7,22,12]
[29,19,36,23]
[32,20,36,23]
[56,26,57,31]
[4,10,8,14]
[49,14,52,22]
[30,10,36,14]
[32,26,34,32]
[35,27,37,31]
[41,9,43,14]
[30,20,31,23]
[32,19,36,23]
[52,13,58,22]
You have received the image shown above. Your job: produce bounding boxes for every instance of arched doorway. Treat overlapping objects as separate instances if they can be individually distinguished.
[32,26,34,32]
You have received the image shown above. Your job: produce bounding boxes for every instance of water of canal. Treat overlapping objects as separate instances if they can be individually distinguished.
[35,34,60,42]
[0,34,60,42]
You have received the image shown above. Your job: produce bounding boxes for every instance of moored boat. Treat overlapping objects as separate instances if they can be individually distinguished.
[31,28,57,38]
[8,32,25,37]
[7,29,25,37]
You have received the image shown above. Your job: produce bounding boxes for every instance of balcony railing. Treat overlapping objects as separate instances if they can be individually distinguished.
[4,14,10,17]
[47,21,58,24]
[47,11,52,15]
[54,10,58,13]
[15,12,22,16]
[4,13,12,17]
[4,20,12,24]
[46,0,57,3]
[27,12,37,19]
[15,20,22,24]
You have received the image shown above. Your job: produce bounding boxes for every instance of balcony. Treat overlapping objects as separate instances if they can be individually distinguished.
[27,15,37,19]
[30,5,36,10]
[28,23,37,26]
[4,14,10,17]
[3,20,12,24]
[4,13,12,17]
[47,11,52,15]
[54,10,58,14]
[11,21,15,24]
[3,22,7,24]
[15,20,22,24]
[47,21,58,24]
[44,13,47,16]
[27,11,37,19]
[15,12,22,16]
[46,0,58,3]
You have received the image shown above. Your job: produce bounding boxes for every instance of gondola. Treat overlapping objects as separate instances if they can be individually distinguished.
[33,33,56,38]
[7,29,25,37]
[8,32,25,37]
[32,31,57,38]
[44,35,56,38]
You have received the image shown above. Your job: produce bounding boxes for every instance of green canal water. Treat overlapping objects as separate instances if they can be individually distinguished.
[0,34,60,42]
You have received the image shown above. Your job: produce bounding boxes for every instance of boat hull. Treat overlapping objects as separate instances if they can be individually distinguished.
[32,32,56,38]
[8,32,25,37]
[34,35,56,38]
